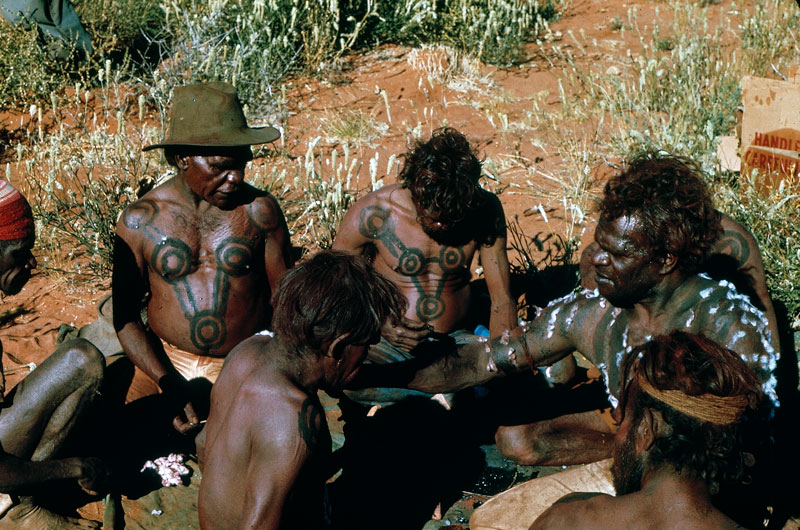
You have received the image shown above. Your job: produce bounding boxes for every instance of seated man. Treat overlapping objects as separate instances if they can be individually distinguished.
[333,127,516,405]
[365,152,778,466]
[197,250,405,530]
[552,169,782,393]
[0,180,108,529]
[530,331,763,530]
[580,210,780,352]
[112,82,293,434]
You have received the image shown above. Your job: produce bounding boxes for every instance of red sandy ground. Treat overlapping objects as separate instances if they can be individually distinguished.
[0,0,785,527]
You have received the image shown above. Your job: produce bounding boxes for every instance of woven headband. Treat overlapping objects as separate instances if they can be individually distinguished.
[637,374,749,425]
[0,180,34,241]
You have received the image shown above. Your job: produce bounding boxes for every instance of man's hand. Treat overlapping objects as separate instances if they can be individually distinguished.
[76,457,110,496]
[159,374,203,435]
[382,318,434,352]
[172,401,202,434]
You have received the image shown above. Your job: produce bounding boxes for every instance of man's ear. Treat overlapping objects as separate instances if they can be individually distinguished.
[325,334,349,360]
[635,407,657,452]
[658,253,678,275]
[175,154,190,171]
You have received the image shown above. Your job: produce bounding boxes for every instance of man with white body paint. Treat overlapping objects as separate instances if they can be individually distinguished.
[365,152,778,467]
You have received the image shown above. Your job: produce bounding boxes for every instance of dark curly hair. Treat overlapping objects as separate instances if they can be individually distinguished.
[271,250,406,356]
[618,331,763,495]
[399,127,484,228]
[600,151,721,273]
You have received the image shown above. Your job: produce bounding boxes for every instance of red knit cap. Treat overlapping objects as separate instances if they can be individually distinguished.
[0,180,34,241]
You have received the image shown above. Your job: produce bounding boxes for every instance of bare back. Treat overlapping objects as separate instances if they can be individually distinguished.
[115,178,291,356]
[198,336,331,530]
[531,491,743,530]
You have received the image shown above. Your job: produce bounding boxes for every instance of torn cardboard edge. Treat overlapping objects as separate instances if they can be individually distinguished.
[739,74,800,188]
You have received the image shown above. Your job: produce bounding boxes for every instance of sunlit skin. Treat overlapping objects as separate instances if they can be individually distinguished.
[113,146,293,433]
[197,336,370,530]
[333,183,516,349]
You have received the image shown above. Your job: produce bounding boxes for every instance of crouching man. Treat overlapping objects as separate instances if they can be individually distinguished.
[531,331,763,529]
[0,180,108,529]
[197,250,405,530]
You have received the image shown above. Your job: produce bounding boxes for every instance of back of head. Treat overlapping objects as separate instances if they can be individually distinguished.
[619,331,762,494]
[0,180,34,246]
[600,151,720,273]
[399,127,483,227]
[271,250,406,354]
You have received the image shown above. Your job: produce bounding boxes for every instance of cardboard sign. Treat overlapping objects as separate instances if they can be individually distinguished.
[741,75,800,188]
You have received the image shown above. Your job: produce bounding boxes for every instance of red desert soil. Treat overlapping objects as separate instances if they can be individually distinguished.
[0,0,767,526]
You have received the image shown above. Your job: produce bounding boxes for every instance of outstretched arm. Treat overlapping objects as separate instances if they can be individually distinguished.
[354,295,595,394]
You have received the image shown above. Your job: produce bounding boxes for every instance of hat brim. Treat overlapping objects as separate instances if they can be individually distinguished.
[142,126,281,151]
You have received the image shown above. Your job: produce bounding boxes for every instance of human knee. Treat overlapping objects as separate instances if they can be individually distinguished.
[61,338,105,385]
[495,425,549,465]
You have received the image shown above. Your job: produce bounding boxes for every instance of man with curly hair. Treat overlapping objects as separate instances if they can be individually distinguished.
[529,331,762,529]
[376,151,778,468]
[333,127,516,406]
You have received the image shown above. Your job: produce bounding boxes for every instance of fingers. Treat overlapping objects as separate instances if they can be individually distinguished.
[184,402,199,425]
[400,317,431,331]
[173,402,203,435]
[173,415,197,435]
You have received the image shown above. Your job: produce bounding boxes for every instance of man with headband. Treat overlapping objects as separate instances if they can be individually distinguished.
[0,180,109,529]
[529,331,762,529]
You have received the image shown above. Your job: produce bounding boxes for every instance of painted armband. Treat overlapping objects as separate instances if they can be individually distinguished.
[486,327,537,375]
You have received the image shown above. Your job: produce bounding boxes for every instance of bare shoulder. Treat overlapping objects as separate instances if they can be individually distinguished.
[356,183,406,209]
[116,179,178,234]
[531,492,614,530]
[545,288,610,321]
[245,188,285,233]
[220,335,272,378]
[715,213,761,267]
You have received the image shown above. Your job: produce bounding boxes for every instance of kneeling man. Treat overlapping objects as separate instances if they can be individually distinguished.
[531,331,762,529]
[197,251,405,530]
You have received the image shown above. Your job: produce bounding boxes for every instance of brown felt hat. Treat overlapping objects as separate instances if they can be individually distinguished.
[143,82,280,151]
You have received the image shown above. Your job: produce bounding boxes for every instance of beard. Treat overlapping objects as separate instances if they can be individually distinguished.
[612,428,645,495]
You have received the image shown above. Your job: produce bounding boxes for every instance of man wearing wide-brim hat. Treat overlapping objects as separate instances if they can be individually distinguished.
[112,82,293,436]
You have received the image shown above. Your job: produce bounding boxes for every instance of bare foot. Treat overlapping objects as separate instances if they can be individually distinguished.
[0,500,100,529]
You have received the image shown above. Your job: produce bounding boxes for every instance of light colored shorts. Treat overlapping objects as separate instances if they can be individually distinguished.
[125,342,225,402]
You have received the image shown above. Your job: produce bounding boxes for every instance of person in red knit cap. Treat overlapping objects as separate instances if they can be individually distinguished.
[0,180,109,529]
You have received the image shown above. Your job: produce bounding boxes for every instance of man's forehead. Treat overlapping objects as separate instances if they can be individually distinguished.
[596,215,645,246]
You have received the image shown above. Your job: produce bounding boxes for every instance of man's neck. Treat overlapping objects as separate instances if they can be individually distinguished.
[270,338,324,394]
[638,465,715,513]
[630,270,689,327]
